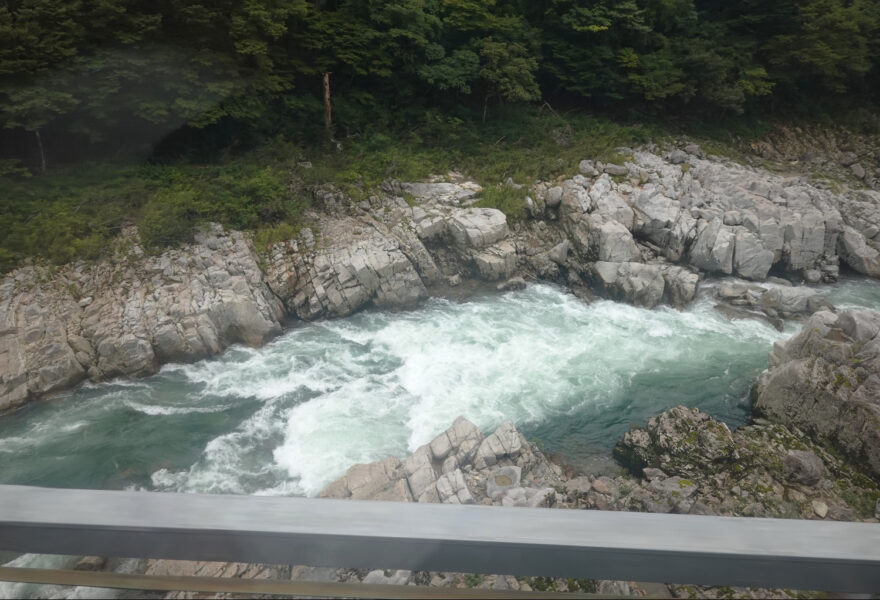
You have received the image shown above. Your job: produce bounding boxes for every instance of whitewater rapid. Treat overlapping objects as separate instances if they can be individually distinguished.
[15,280,871,498]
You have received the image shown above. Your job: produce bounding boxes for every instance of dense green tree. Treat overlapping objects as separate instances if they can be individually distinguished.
[1,0,879,167]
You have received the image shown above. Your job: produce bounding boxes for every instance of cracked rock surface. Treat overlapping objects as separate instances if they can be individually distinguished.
[4,145,880,411]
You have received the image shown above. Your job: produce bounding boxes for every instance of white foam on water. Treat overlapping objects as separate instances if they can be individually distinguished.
[269,285,793,495]
[7,281,880,500]
[122,400,232,416]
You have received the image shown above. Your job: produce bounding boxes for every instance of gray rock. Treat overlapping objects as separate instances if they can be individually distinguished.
[566,476,592,494]
[474,421,524,470]
[1,224,286,411]
[598,581,632,596]
[590,262,665,308]
[661,266,699,307]
[363,569,412,586]
[486,466,522,499]
[546,186,564,208]
[435,469,475,504]
[690,219,735,275]
[269,223,427,320]
[755,309,880,479]
[603,163,629,176]
[578,160,599,177]
[642,468,666,481]
[74,556,106,571]
[649,476,698,499]
[783,450,824,486]
[851,163,866,179]
[614,406,738,478]
[803,269,822,284]
[734,230,774,280]
[320,456,410,501]
[839,226,880,277]
[591,476,618,496]
[448,208,509,249]
[593,190,635,230]
[402,181,481,205]
[497,277,527,292]
[549,240,570,265]
[500,486,528,507]
[759,287,833,317]
[474,241,516,281]
[631,191,694,261]
[667,150,689,165]
[568,214,640,263]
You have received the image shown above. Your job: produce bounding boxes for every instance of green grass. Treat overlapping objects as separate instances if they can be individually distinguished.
[473,185,529,221]
[3,105,793,272]
[0,161,308,271]
[0,107,665,271]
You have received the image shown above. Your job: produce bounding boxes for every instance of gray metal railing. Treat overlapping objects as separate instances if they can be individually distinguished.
[0,484,879,594]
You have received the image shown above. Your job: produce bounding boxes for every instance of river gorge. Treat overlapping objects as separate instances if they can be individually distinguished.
[3,142,880,598]
[2,278,878,499]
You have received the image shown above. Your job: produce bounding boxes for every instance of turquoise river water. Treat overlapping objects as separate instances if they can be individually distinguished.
[2,277,879,499]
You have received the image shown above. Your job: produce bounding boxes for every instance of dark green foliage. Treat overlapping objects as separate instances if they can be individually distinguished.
[3,0,877,167]
[0,160,301,269]
[1,0,879,268]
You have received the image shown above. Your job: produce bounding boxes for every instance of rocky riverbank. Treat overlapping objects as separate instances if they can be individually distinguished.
[129,307,880,599]
[4,141,880,413]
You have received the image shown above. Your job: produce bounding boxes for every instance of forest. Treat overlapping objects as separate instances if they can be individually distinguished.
[0,0,879,270]
[2,0,879,166]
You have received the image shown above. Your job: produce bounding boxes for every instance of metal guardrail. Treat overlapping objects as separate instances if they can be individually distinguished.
[0,484,879,593]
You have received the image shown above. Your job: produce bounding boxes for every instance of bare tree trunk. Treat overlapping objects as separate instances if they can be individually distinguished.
[35,129,47,173]
[482,93,489,123]
[323,73,332,135]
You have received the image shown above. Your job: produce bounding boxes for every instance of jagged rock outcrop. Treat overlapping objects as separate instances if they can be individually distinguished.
[264,219,428,320]
[0,224,284,412]
[0,194,520,410]
[614,406,739,478]
[754,309,880,478]
[5,142,880,410]
[540,147,880,285]
[603,406,879,525]
[588,261,666,308]
[712,281,836,330]
[320,417,564,506]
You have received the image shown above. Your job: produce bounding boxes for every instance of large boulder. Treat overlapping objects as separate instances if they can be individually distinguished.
[754,309,880,479]
[589,262,665,308]
[660,266,699,308]
[614,406,739,478]
[759,286,834,318]
[566,213,640,263]
[320,417,563,506]
[474,242,517,281]
[689,219,735,275]
[631,190,695,261]
[447,208,509,249]
[734,230,775,281]
[838,226,880,277]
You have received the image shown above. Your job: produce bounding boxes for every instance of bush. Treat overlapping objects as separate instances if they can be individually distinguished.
[138,187,207,250]
[474,184,529,221]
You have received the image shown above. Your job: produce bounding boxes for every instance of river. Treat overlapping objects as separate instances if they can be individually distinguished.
[3,277,878,499]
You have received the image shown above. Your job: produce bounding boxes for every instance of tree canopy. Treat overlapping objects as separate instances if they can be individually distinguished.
[1,0,878,166]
